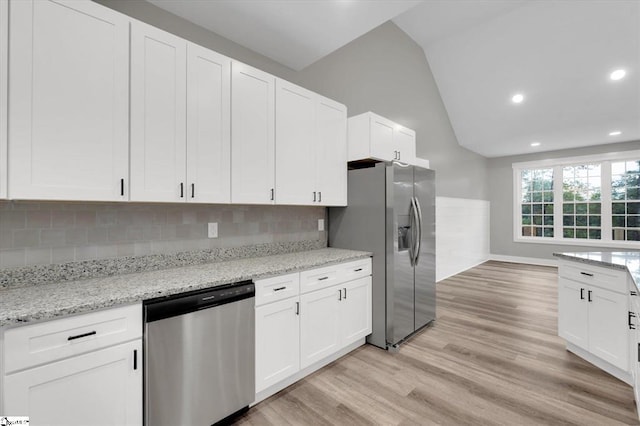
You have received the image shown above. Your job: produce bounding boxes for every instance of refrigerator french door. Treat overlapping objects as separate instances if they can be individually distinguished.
[329,162,435,350]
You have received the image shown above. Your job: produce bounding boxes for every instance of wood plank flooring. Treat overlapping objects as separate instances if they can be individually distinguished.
[235,261,639,425]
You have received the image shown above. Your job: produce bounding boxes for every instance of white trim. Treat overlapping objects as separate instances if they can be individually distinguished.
[513,236,640,249]
[512,149,640,169]
[489,254,558,267]
[566,342,632,386]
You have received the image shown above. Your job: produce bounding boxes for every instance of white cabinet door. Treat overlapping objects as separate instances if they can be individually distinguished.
[231,62,275,204]
[8,0,129,201]
[0,0,7,199]
[255,297,300,392]
[558,278,588,349]
[186,43,231,203]
[340,276,372,346]
[4,340,142,426]
[369,114,396,162]
[275,79,316,205]
[588,287,629,371]
[395,127,416,165]
[130,22,187,202]
[300,285,341,369]
[316,97,347,206]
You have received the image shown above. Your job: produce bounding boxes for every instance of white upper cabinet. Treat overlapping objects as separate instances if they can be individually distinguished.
[0,0,7,199]
[186,43,231,203]
[231,62,276,204]
[275,80,317,205]
[130,21,187,202]
[348,111,417,165]
[8,0,129,201]
[275,80,347,206]
[316,97,347,206]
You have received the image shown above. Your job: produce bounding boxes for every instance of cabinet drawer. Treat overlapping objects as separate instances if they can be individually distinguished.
[4,303,142,374]
[255,273,300,307]
[300,264,341,294]
[340,258,372,283]
[558,262,628,294]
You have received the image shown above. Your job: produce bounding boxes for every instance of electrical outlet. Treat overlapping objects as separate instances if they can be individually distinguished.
[207,222,218,238]
[318,219,325,232]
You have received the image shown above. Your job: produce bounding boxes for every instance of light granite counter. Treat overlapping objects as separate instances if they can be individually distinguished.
[0,248,371,327]
[553,251,640,289]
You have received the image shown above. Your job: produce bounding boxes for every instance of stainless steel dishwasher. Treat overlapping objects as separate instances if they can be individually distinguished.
[144,281,255,426]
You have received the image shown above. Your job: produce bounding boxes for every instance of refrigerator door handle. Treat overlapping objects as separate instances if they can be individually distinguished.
[414,196,423,266]
[409,197,419,266]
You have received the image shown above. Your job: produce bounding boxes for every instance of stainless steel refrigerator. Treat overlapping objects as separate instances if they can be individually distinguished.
[329,162,435,350]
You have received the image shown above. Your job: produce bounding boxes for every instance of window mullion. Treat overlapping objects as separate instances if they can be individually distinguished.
[601,161,612,242]
[553,165,563,241]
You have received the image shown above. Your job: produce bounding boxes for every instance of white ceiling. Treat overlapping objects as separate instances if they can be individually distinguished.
[149,0,640,158]
[147,0,421,71]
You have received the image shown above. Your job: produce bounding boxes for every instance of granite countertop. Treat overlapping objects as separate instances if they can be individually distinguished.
[553,251,640,288]
[0,248,371,327]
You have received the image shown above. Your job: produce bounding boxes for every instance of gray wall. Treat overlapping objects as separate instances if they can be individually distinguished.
[295,22,489,200]
[489,140,640,260]
[95,0,296,81]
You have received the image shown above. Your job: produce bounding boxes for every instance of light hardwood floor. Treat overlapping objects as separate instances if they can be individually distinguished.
[235,261,639,425]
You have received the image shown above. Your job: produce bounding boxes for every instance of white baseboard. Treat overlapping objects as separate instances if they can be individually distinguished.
[566,342,632,386]
[489,254,557,267]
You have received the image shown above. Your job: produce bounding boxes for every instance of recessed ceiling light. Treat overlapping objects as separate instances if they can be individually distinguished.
[512,93,524,104]
[609,130,622,136]
[530,142,541,147]
[610,69,626,81]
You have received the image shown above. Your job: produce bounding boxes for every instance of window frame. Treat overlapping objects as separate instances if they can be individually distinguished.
[512,150,640,248]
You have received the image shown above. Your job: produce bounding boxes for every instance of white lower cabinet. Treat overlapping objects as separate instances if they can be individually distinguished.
[1,304,143,425]
[255,296,300,393]
[255,258,372,398]
[4,340,142,425]
[557,260,630,379]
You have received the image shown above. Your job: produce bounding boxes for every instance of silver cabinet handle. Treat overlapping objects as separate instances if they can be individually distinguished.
[414,196,423,265]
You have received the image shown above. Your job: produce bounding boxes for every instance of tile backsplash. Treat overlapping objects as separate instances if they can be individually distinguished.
[0,201,326,269]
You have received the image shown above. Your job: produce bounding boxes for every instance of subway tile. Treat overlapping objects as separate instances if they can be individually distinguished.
[116,243,135,257]
[96,244,119,259]
[108,227,128,243]
[75,245,98,261]
[233,210,244,223]
[0,230,12,249]
[26,211,52,228]
[51,247,76,264]
[127,227,143,241]
[96,211,117,226]
[75,211,96,227]
[160,226,177,240]
[40,229,67,247]
[65,228,88,245]
[25,248,52,266]
[0,249,26,268]
[182,210,197,224]
[133,242,151,256]
[0,211,26,230]
[166,211,181,225]
[51,211,75,228]
[13,229,40,248]
[142,226,162,241]
[88,227,108,244]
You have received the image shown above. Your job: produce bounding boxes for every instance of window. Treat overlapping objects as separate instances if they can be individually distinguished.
[513,152,640,247]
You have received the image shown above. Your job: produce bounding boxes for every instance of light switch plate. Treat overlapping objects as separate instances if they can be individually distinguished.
[318,219,325,232]
[207,222,218,238]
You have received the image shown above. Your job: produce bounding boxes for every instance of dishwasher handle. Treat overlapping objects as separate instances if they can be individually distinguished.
[144,280,254,323]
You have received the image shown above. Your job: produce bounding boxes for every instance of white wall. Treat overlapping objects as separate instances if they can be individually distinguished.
[436,197,490,281]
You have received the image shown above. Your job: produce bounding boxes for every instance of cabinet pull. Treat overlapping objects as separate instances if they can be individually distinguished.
[354,268,363,272]
[313,191,316,202]
[270,188,274,201]
[273,286,286,292]
[343,287,347,299]
[318,191,322,202]
[318,276,329,281]
[629,312,636,330]
[637,343,639,363]
[587,290,592,302]
[68,330,97,341]
[133,349,138,370]
[398,151,401,160]
[295,301,299,315]
[120,178,124,196]
[580,272,594,277]
[338,289,342,301]
[180,183,184,198]
[191,183,195,198]
[580,288,585,300]
[632,291,638,296]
